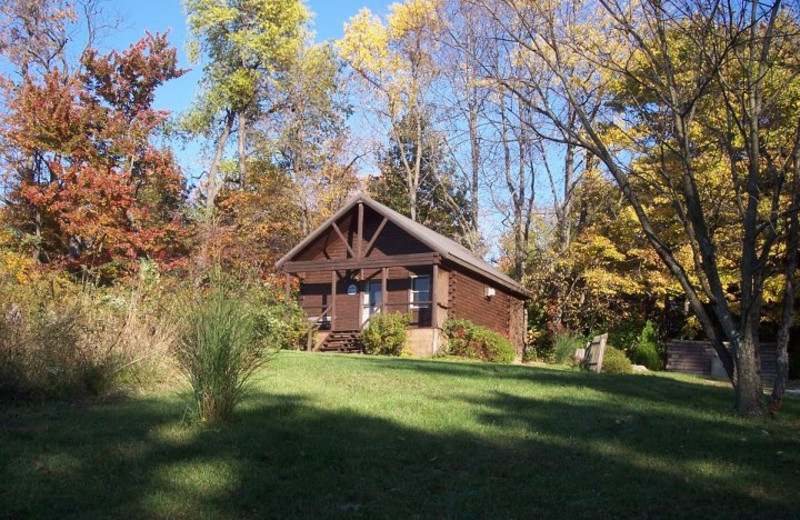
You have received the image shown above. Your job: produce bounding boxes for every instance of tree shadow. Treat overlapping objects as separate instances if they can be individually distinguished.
[328,354,740,408]
[1,366,799,519]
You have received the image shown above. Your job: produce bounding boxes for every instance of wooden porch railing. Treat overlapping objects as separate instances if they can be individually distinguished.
[304,304,332,351]
[374,301,433,328]
[301,300,435,350]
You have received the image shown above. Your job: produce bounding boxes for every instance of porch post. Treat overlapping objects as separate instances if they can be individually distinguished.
[357,201,364,259]
[431,264,438,328]
[284,271,291,301]
[331,270,337,330]
[381,267,387,314]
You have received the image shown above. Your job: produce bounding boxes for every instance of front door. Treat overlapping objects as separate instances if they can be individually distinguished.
[362,280,382,326]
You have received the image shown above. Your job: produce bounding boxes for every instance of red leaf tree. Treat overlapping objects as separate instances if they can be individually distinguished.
[2,33,189,276]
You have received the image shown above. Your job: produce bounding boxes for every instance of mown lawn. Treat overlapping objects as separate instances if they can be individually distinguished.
[1,352,799,519]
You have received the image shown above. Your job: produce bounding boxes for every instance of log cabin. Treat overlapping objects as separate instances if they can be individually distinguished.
[276,195,530,357]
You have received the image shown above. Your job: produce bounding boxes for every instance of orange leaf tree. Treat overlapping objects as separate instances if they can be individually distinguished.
[2,33,189,277]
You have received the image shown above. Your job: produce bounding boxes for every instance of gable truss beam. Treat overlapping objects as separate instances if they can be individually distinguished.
[363,217,388,257]
[331,221,355,258]
[283,252,439,273]
[357,202,364,259]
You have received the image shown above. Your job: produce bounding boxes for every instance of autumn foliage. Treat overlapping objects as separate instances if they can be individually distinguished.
[2,33,188,275]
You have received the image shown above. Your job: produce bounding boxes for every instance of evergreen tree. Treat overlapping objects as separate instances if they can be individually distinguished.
[370,113,473,246]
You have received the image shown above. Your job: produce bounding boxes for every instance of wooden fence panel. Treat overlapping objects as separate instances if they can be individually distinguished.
[666,340,778,382]
[583,333,608,373]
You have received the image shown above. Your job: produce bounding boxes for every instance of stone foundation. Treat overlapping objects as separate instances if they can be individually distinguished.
[406,328,439,357]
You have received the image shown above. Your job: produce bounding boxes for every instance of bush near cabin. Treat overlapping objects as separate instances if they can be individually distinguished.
[443,318,515,364]
[360,312,411,356]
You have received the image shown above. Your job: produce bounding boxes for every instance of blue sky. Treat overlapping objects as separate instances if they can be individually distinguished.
[107,1,392,115]
[91,1,393,176]
[1,0,539,254]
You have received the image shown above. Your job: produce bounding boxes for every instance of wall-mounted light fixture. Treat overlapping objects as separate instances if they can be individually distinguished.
[485,286,496,299]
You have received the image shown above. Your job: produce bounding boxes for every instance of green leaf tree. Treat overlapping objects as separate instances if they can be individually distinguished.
[182,0,309,217]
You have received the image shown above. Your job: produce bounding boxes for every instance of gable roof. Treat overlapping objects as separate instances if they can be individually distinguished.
[276,194,530,298]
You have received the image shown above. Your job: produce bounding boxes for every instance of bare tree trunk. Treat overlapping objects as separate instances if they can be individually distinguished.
[559,139,575,254]
[237,111,247,188]
[497,94,512,253]
[468,89,481,238]
[205,110,235,219]
[410,113,423,222]
[388,113,422,222]
[513,115,529,278]
[199,110,235,274]
[771,158,799,412]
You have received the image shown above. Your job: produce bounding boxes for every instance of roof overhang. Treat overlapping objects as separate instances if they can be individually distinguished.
[276,194,531,299]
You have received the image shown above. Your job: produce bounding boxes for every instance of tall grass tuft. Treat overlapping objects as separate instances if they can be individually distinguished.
[552,332,586,365]
[175,289,268,423]
[0,277,178,402]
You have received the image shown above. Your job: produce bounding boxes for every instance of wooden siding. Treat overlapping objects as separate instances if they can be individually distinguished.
[666,340,778,382]
[448,268,513,339]
[298,265,434,331]
[294,205,431,262]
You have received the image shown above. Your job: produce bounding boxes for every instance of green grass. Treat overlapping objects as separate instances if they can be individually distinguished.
[1,352,799,519]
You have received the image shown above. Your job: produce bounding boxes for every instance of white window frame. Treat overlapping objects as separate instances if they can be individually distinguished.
[409,274,431,310]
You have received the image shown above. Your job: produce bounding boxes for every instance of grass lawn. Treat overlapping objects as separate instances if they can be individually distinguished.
[1,352,799,519]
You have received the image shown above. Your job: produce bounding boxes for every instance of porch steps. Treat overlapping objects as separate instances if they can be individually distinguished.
[318,330,362,353]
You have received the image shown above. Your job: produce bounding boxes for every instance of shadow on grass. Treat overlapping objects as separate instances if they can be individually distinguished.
[322,354,737,407]
[1,361,799,519]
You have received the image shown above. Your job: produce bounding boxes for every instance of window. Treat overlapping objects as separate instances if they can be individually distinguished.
[410,275,430,309]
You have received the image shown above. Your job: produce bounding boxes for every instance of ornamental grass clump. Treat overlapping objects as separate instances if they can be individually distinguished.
[175,289,268,423]
[552,331,586,365]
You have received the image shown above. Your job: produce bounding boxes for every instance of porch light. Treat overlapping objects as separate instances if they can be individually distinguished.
[485,286,496,299]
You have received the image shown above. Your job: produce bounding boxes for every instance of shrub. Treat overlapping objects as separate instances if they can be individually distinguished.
[523,307,551,362]
[602,346,633,374]
[254,301,307,350]
[609,321,642,353]
[174,289,268,423]
[631,320,662,370]
[552,332,586,365]
[631,340,660,370]
[360,312,410,356]
[443,318,515,364]
[230,282,308,350]
[524,328,550,362]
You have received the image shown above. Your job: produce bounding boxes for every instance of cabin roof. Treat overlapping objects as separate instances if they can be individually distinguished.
[276,194,530,298]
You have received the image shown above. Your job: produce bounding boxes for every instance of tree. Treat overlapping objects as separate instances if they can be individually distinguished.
[256,42,359,236]
[182,0,309,218]
[0,0,119,264]
[524,171,679,339]
[370,112,473,243]
[475,0,800,414]
[339,1,444,225]
[0,0,74,79]
[1,33,187,276]
[426,0,494,251]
